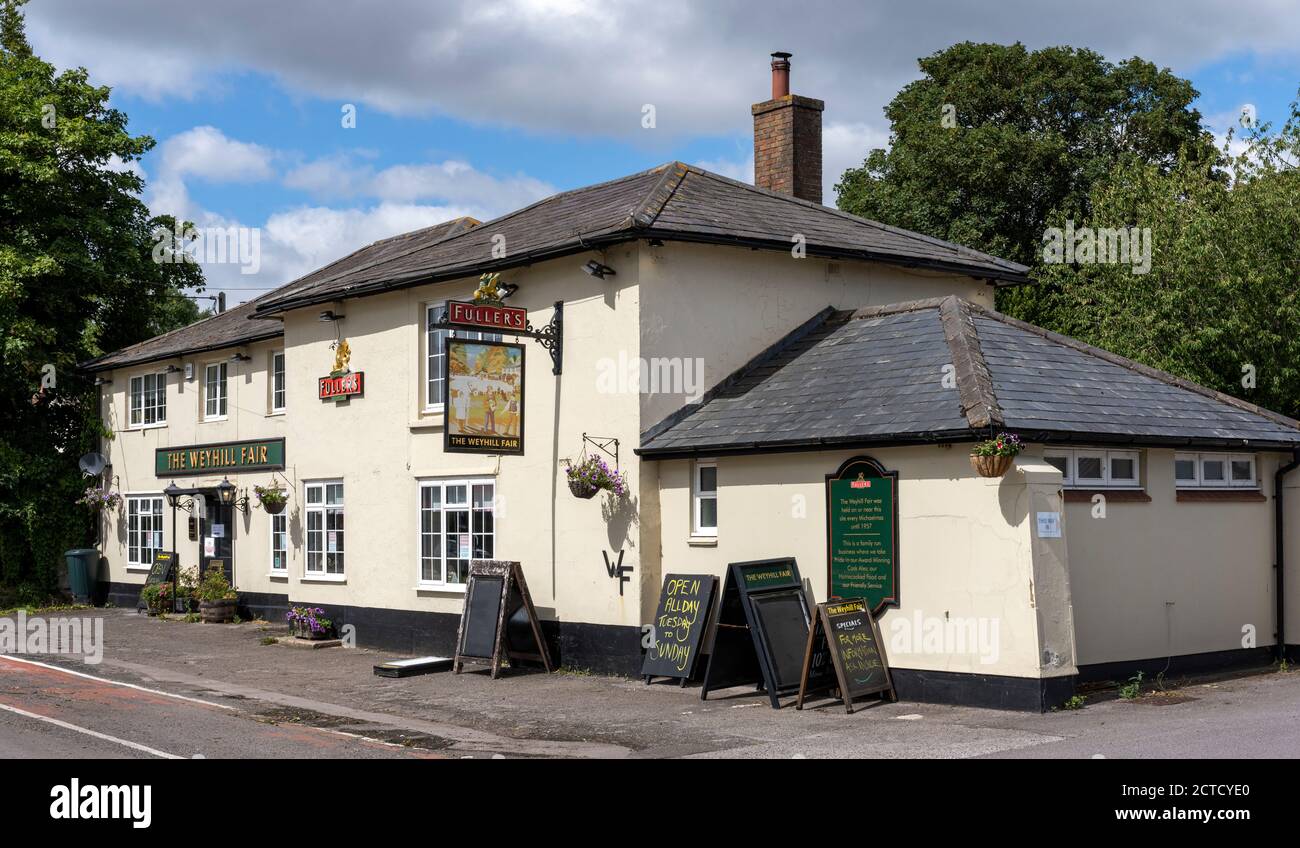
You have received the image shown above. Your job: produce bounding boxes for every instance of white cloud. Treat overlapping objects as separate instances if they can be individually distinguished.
[28,0,1300,142]
[284,154,554,210]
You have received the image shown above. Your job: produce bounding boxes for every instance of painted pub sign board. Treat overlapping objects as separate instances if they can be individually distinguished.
[155,438,286,477]
[444,338,525,455]
[826,456,899,615]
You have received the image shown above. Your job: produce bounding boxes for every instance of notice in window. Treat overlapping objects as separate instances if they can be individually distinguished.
[327,531,338,553]
[204,537,215,557]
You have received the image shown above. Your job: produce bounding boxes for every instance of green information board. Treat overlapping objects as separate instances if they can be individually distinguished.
[826,456,899,615]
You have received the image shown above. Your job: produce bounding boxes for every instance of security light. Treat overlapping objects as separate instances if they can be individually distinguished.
[582,260,617,279]
[230,352,251,362]
[165,364,182,374]
[319,310,345,322]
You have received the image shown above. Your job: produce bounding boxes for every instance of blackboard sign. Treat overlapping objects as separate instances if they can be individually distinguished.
[700,558,825,709]
[826,456,899,615]
[796,598,896,713]
[453,561,552,678]
[641,574,717,685]
[136,551,176,611]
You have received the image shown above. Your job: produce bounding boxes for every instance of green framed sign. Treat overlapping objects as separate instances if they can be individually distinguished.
[826,456,899,616]
[155,438,286,477]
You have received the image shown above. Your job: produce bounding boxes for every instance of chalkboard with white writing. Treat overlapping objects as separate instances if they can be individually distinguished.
[641,574,717,684]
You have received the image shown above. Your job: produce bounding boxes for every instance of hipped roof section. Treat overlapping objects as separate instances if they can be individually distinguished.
[250,161,1030,317]
[638,296,1300,457]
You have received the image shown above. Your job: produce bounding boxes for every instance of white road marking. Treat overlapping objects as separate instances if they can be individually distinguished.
[0,701,182,759]
[0,655,233,710]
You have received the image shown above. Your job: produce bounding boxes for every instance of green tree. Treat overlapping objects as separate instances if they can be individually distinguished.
[835,42,1217,322]
[1036,101,1300,417]
[0,0,203,603]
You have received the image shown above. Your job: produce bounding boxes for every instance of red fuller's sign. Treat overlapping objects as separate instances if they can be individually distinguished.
[447,300,527,332]
[319,371,364,401]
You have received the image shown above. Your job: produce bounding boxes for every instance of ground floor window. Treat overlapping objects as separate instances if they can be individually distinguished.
[305,481,344,576]
[1175,452,1257,489]
[126,495,164,567]
[1042,448,1141,489]
[419,478,495,587]
[270,513,288,572]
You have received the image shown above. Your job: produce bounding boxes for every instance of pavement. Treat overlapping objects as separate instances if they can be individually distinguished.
[3,607,1299,759]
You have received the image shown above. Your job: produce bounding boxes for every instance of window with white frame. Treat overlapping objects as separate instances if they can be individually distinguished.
[126,495,164,567]
[424,304,502,409]
[419,479,495,586]
[270,513,288,572]
[1174,452,1257,489]
[204,362,228,419]
[304,481,344,576]
[128,372,167,427]
[271,351,286,413]
[1040,448,1141,489]
[693,461,718,535]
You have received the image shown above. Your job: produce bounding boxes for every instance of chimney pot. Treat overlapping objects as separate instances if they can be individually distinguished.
[770,51,792,99]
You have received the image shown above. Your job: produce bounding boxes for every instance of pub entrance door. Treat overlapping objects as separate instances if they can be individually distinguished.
[200,495,235,585]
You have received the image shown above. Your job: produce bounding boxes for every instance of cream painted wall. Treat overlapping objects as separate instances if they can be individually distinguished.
[99,335,290,598]
[278,247,648,629]
[656,446,1076,680]
[1061,447,1282,667]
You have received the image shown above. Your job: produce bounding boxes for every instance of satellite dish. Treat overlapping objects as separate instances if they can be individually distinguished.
[78,452,107,477]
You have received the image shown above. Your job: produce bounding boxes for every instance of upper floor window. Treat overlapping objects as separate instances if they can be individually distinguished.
[1042,448,1141,489]
[1175,452,1257,489]
[693,461,718,536]
[425,303,501,410]
[128,372,167,428]
[271,351,286,413]
[204,362,228,419]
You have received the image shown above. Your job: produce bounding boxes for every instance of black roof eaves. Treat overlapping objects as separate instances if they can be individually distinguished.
[636,429,982,460]
[78,327,284,373]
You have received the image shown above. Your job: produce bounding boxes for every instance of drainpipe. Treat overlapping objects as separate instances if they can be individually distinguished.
[1275,448,1300,662]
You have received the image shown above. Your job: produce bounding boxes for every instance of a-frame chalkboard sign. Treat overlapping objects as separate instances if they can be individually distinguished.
[641,574,717,686]
[453,560,553,678]
[796,598,896,713]
[699,558,831,709]
[136,551,176,612]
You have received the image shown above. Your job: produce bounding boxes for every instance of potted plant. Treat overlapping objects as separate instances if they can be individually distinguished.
[139,582,172,616]
[970,432,1023,477]
[563,455,627,499]
[286,606,334,640]
[254,484,288,515]
[198,568,238,623]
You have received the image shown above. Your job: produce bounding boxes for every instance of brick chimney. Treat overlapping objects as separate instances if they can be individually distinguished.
[752,51,824,203]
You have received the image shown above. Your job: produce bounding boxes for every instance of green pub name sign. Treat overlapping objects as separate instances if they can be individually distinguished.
[155,438,286,477]
[826,455,899,615]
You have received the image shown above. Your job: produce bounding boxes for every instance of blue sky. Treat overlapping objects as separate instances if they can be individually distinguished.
[28,0,1300,304]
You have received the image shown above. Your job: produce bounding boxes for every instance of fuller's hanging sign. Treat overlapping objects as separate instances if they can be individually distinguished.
[155,438,286,477]
[447,300,528,333]
[318,371,364,401]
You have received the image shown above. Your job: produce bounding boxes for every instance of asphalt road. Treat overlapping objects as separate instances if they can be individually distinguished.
[0,657,442,759]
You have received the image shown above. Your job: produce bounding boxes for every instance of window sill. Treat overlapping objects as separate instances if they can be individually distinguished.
[1063,489,1150,502]
[688,535,718,547]
[415,583,467,594]
[202,416,229,423]
[128,422,168,432]
[268,572,288,579]
[267,410,286,417]
[409,418,445,431]
[1176,489,1266,502]
[301,575,346,584]
[126,565,153,573]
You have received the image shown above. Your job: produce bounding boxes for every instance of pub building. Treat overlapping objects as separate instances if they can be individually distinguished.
[81,54,1300,710]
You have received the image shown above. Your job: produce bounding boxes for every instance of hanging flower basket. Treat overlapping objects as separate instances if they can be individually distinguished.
[563,455,627,500]
[254,485,288,515]
[969,432,1023,478]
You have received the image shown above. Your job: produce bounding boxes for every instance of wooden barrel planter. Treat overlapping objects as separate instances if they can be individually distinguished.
[970,453,1015,478]
[200,598,237,623]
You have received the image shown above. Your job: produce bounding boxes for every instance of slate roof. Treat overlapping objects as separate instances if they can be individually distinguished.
[638,296,1300,457]
[251,162,1029,316]
[80,217,479,372]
